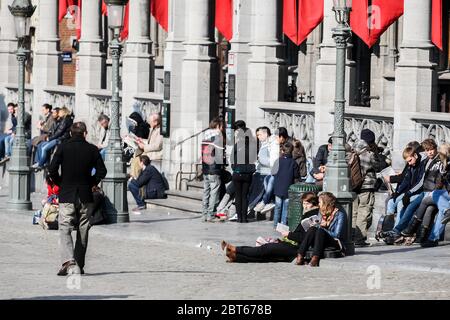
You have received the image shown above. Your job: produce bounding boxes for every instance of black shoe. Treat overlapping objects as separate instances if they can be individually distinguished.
[441,209,450,225]
[57,260,80,276]
[415,226,430,243]
[420,239,438,248]
[401,216,422,237]
[384,232,401,245]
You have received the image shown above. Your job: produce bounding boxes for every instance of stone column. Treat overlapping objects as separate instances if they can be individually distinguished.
[297,26,321,102]
[75,0,105,130]
[393,0,437,169]
[370,31,389,110]
[32,0,60,136]
[179,0,218,134]
[122,0,153,128]
[161,0,186,179]
[0,0,18,125]
[246,0,286,129]
[314,0,355,152]
[228,0,252,121]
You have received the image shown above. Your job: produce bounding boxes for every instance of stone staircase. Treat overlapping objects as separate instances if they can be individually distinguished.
[146,181,203,214]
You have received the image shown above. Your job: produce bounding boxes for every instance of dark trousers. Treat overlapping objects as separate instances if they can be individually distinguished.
[233,173,252,222]
[235,242,298,263]
[298,226,340,258]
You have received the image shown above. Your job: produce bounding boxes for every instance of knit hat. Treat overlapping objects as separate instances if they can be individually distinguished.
[360,129,375,144]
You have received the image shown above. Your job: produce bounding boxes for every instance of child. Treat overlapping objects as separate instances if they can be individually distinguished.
[272,142,299,228]
[36,174,60,230]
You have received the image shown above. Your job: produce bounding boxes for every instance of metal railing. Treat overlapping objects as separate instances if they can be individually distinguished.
[173,128,208,191]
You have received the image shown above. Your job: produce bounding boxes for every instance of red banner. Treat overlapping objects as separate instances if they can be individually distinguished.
[151,0,169,32]
[59,0,77,22]
[283,0,323,46]
[432,0,443,50]
[215,0,233,41]
[351,0,403,48]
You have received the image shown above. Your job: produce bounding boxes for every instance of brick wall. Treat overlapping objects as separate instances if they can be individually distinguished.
[59,18,77,87]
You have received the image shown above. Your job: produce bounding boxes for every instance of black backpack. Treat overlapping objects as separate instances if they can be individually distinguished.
[374,214,395,241]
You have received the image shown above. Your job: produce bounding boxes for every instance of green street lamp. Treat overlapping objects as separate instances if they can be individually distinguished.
[102,0,130,223]
[7,0,36,210]
[323,0,354,255]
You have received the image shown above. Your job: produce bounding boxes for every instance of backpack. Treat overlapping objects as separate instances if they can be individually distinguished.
[89,188,107,226]
[348,150,364,191]
[374,214,396,241]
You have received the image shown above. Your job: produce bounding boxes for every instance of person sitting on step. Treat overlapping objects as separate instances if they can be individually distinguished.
[128,155,167,213]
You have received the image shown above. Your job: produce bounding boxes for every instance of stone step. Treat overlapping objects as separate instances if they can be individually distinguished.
[146,198,202,214]
[165,189,203,202]
[186,181,203,191]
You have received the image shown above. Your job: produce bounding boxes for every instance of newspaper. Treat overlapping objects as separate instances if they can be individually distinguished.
[301,215,320,231]
[275,223,290,233]
[376,166,397,194]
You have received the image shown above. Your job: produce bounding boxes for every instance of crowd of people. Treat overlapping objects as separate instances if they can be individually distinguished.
[200,117,450,266]
[2,101,450,273]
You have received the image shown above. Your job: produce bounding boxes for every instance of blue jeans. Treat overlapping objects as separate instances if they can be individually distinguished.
[387,193,404,215]
[262,175,275,204]
[429,190,450,241]
[305,158,316,183]
[36,139,59,166]
[0,133,9,159]
[128,180,145,207]
[393,193,424,234]
[99,148,106,160]
[4,134,14,157]
[274,196,289,227]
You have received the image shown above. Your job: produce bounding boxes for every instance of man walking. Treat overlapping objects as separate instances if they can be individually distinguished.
[48,122,107,276]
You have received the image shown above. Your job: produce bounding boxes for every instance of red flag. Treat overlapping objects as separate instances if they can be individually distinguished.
[102,1,108,15]
[151,0,168,32]
[368,0,403,47]
[59,0,76,22]
[283,0,323,46]
[120,3,129,40]
[350,0,370,46]
[432,0,443,50]
[351,0,403,48]
[297,0,324,45]
[76,0,82,39]
[283,0,299,44]
[215,0,233,41]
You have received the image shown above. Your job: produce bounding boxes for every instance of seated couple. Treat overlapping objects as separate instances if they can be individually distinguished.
[128,155,167,213]
[221,192,347,267]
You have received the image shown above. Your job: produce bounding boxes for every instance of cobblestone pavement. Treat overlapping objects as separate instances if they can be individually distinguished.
[0,191,450,300]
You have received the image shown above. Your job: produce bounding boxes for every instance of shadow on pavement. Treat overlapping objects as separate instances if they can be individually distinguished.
[85,270,224,277]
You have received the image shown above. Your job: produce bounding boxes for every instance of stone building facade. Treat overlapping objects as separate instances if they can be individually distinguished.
[0,0,450,188]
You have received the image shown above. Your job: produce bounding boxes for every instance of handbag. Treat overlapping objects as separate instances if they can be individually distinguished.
[221,169,232,184]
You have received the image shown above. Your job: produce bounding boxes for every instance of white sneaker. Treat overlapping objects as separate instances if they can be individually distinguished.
[228,213,238,221]
[253,201,265,212]
[261,203,275,213]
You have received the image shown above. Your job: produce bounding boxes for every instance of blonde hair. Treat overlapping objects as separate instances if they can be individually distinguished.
[58,106,71,118]
[318,192,337,215]
[439,143,450,168]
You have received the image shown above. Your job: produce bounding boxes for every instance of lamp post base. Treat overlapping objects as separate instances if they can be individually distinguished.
[102,177,130,224]
[7,200,32,211]
[8,169,32,211]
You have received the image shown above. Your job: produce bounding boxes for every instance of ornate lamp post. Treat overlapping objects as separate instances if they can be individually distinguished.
[103,0,129,223]
[323,0,354,255]
[7,0,36,210]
